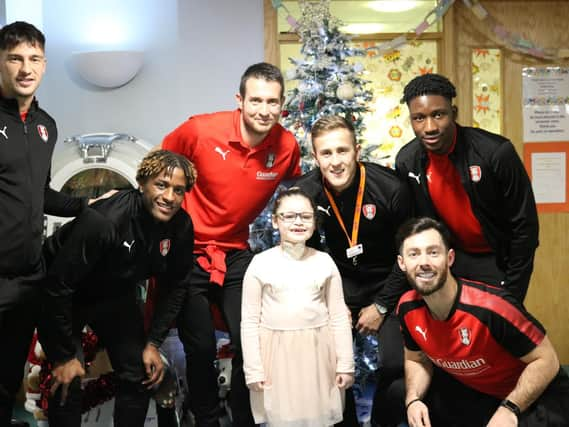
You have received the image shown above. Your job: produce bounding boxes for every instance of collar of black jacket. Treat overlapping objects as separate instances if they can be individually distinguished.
[0,91,39,119]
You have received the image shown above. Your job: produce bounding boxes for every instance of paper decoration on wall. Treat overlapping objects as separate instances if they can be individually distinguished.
[272,0,455,57]
[272,0,569,61]
[462,0,569,60]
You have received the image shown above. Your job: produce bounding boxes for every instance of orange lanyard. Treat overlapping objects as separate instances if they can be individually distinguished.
[323,163,366,248]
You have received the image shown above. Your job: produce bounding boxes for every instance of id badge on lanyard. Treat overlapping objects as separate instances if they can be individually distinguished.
[324,164,366,266]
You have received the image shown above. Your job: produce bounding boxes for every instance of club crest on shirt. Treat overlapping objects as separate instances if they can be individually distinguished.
[362,204,376,220]
[159,239,171,256]
[458,327,471,346]
[469,165,482,183]
[37,125,48,143]
[265,152,275,168]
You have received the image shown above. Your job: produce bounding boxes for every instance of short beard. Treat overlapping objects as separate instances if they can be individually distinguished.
[243,115,273,139]
[408,268,447,297]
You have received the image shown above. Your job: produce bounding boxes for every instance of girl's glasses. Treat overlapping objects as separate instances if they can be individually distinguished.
[276,212,314,223]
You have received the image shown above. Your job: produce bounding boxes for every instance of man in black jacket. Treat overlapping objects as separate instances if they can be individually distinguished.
[396,73,538,301]
[296,115,412,427]
[40,150,196,427]
[0,21,90,424]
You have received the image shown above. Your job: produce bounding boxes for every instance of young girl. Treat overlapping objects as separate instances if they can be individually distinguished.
[241,187,354,427]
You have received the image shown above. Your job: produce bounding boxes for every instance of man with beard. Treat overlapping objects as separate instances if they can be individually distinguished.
[40,150,196,427]
[396,217,569,427]
[162,62,301,427]
[395,73,538,302]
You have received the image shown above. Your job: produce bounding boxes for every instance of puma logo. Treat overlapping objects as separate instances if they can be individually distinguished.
[415,325,427,341]
[123,240,135,253]
[215,147,230,160]
[0,125,7,140]
[317,205,332,216]
[408,172,421,185]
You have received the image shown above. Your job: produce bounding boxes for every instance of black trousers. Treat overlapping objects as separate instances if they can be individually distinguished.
[425,367,569,427]
[177,250,255,427]
[0,271,43,425]
[43,290,151,427]
[452,250,506,287]
[337,311,405,427]
[371,314,406,427]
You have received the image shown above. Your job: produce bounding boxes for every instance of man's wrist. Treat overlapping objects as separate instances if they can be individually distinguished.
[406,398,422,411]
[374,302,388,316]
[500,399,521,418]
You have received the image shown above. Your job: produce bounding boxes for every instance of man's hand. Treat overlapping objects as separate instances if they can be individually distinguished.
[88,189,118,205]
[356,304,384,335]
[406,399,431,427]
[142,343,164,388]
[248,381,265,392]
[50,357,85,405]
[486,405,518,427]
[336,373,354,390]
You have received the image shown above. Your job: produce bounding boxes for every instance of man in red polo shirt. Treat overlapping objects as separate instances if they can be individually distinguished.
[396,73,538,302]
[396,217,569,427]
[162,62,301,427]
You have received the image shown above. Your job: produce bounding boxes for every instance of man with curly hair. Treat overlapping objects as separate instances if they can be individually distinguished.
[40,150,196,427]
[396,73,538,301]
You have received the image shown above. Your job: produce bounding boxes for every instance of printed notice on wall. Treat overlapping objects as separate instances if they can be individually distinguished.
[522,67,569,142]
[524,142,569,213]
[531,152,566,204]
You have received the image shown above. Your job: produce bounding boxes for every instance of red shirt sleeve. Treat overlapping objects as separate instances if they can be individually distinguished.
[162,117,199,159]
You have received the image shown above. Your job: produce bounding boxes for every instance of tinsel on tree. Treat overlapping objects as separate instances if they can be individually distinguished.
[282,0,373,172]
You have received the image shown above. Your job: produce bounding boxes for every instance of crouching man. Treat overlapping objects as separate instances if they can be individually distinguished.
[396,217,569,427]
[40,150,196,427]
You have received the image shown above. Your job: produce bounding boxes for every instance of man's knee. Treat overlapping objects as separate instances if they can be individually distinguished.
[178,329,217,361]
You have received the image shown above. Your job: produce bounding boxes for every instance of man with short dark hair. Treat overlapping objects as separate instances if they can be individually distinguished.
[0,21,89,424]
[162,62,301,426]
[41,150,196,427]
[296,115,412,427]
[396,73,538,301]
[396,217,569,427]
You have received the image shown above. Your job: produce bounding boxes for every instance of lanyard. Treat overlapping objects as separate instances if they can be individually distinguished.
[323,163,366,248]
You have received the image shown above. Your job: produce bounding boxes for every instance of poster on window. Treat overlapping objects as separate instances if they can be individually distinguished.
[522,67,569,142]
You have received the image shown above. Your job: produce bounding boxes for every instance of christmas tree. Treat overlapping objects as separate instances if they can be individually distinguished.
[249,0,375,251]
[282,0,373,171]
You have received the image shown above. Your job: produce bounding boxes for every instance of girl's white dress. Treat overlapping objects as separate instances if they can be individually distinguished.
[241,246,354,427]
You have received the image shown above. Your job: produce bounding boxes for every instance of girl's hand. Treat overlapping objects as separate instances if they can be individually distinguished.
[335,373,354,389]
[248,381,265,392]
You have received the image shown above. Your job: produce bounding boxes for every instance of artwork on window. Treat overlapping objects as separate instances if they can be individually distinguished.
[281,40,438,167]
[472,48,502,134]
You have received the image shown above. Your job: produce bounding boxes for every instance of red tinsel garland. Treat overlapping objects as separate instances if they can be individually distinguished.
[38,330,117,414]
[81,373,117,413]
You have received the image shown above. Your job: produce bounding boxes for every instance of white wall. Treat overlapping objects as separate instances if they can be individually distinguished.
[30,0,264,148]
